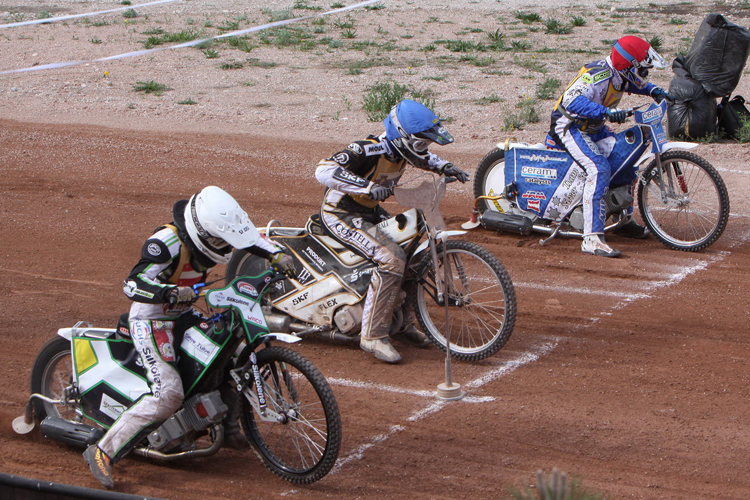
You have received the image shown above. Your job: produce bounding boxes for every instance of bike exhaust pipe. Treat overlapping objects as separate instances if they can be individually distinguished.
[40,416,104,448]
[479,211,533,235]
[264,311,292,333]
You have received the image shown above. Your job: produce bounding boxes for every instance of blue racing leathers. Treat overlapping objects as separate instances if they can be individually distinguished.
[547,56,655,235]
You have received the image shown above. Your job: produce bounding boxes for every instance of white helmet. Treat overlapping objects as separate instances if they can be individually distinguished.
[183,186,261,265]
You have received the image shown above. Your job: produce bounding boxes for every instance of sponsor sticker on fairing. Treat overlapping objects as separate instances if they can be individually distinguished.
[238,281,258,298]
[521,166,558,180]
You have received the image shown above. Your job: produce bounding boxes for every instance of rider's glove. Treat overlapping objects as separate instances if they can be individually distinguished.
[651,87,676,104]
[368,184,393,202]
[168,286,196,306]
[271,251,297,279]
[605,108,628,123]
[441,163,470,183]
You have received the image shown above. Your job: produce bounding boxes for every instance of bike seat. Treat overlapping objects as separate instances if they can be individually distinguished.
[305,215,366,266]
[115,312,131,339]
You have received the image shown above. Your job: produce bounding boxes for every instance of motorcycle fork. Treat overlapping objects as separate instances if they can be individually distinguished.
[232,348,293,424]
[646,156,688,203]
[426,234,471,307]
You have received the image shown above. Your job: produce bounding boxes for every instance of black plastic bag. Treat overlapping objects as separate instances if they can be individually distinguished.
[718,95,750,138]
[677,13,750,97]
[667,76,717,139]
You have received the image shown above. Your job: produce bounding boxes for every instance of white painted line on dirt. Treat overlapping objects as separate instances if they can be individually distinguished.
[327,377,494,403]
[515,281,648,300]
[0,267,112,286]
[326,339,557,477]
[715,167,750,175]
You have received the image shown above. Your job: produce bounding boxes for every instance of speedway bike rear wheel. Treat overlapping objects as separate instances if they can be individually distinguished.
[411,240,517,361]
[637,150,729,252]
[30,336,82,423]
[238,346,341,484]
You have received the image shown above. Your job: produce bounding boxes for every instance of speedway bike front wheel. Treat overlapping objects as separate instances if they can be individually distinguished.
[637,150,729,251]
[411,240,517,361]
[238,346,341,484]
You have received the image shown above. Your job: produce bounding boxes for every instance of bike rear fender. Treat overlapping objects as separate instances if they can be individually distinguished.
[57,322,116,341]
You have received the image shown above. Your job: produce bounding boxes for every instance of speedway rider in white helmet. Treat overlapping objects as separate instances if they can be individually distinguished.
[315,99,469,364]
[547,35,674,257]
[83,186,294,490]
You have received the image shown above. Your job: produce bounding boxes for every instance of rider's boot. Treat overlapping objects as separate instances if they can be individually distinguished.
[581,234,621,258]
[83,444,115,490]
[391,304,430,348]
[392,324,430,347]
[360,337,402,363]
[220,383,250,451]
[613,217,650,239]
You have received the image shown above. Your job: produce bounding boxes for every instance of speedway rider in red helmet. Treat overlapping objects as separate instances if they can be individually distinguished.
[315,99,469,363]
[547,35,674,257]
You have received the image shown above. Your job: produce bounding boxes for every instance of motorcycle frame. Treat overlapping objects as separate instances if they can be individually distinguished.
[22,270,301,460]
[474,100,700,242]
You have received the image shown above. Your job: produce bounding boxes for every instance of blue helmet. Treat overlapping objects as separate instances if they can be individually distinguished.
[383,100,453,165]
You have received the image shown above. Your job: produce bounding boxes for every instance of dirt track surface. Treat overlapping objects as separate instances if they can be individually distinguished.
[2,119,750,500]
[3,0,750,498]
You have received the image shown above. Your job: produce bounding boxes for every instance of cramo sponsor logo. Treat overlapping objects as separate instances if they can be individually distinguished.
[303,247,326,269]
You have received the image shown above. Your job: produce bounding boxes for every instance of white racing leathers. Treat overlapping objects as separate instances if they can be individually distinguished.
[548,56,655,235]
[315,136,444,340]
[100,225,208,462]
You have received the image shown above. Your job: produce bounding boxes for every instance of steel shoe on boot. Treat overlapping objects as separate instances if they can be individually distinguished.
[392,325,431,348]
[581,235,621,258]
[613,218,650,239]
[224,432,250,451]
[83,444,114,490]
[360,337,402,363]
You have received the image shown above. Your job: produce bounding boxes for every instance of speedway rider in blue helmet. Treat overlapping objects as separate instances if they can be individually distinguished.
[315,99,469,363]
[547,35,674,257]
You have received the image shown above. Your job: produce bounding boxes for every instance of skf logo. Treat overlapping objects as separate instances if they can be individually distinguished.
[292,291,309,306]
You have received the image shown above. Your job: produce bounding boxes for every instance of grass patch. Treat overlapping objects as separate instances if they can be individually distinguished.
[514,11,542,24]
[502,98,541,131]
[536,77,561,100]
[362,81,435,122]
[132,81,171,95]
[143,30,200,49]
[177,98,198,105]
[734,119,750,142]
[544,18,573,35]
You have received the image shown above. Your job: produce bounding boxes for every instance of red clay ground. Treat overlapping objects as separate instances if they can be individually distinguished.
[2,119,750,499]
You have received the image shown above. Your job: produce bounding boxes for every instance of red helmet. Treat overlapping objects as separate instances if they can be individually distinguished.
[611,36,666,88]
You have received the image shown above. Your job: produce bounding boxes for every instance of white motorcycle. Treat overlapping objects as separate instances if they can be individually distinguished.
[227,173,517,362]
